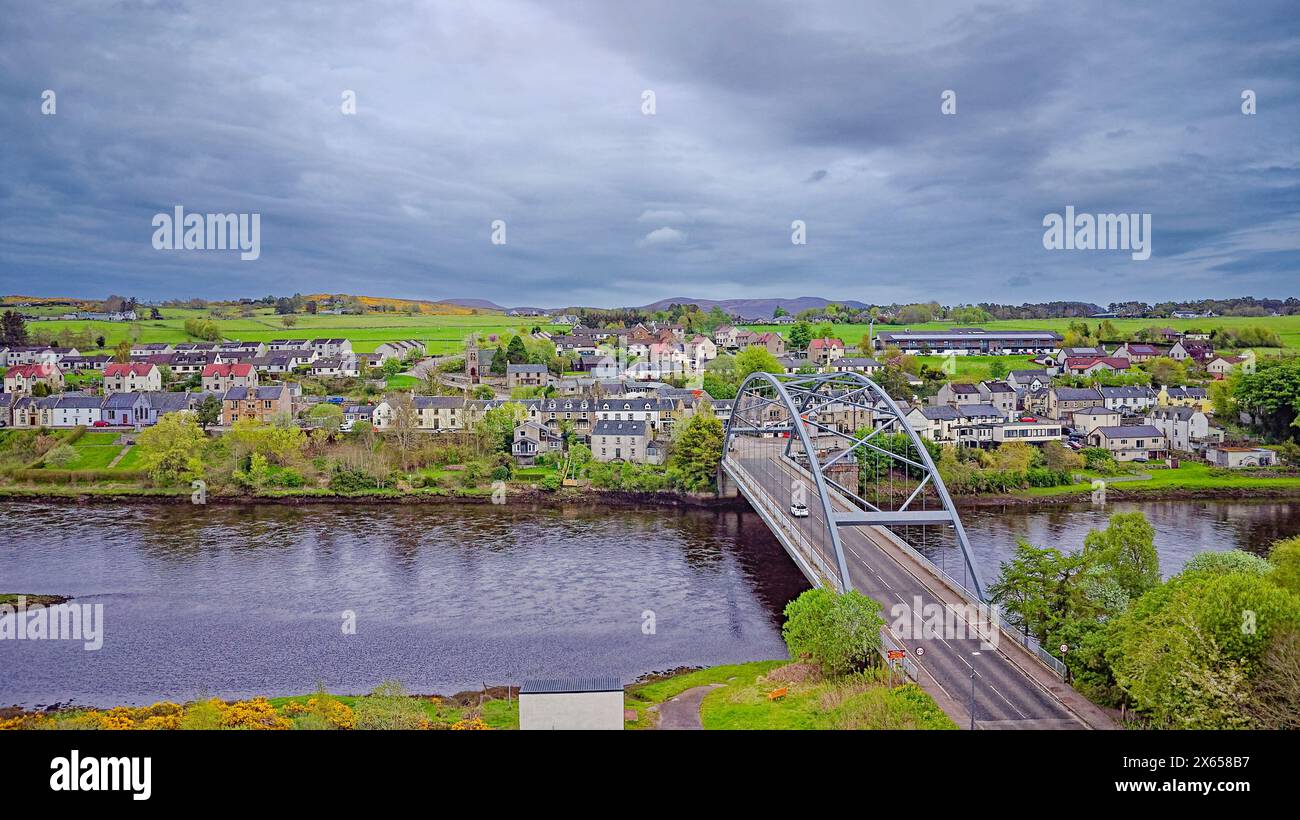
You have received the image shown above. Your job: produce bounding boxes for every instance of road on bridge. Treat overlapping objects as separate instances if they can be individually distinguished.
[731,439,1108,729]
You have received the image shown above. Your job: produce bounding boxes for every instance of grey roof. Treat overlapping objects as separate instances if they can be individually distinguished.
[1053,387,1102,401]
[1094,425,1165,439]
[876,329,1062,342]
[413,396,464,409]
[916,405,961,420]
[957,403,1004,418]
[507,363,548,373]
[519,677,622,695]
[54,395,103,409]
[1165,386,1208,398]
[980,380,1016,393]
[1148,405,1198,420]
[1009,369,1049,379]
[1099,386,1153,399]
[1073,405,1116,416]
[102,391,146,408]
[593,419,648,436]
[834,357,881,367]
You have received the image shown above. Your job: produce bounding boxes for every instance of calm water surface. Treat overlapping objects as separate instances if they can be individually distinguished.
[2,498,1298,707]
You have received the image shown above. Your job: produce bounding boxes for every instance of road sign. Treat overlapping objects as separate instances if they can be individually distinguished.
[887,649,907,660]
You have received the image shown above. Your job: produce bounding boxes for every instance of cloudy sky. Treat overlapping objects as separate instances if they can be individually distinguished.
[2,0,1297,308]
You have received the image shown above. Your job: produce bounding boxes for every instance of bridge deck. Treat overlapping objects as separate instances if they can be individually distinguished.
[724,440,1113,730]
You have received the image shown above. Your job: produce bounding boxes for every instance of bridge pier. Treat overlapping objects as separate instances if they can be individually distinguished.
[716,467,739,499]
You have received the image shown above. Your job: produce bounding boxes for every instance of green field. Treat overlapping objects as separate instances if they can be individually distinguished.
[27,308,554,355]
[50,431,127,470]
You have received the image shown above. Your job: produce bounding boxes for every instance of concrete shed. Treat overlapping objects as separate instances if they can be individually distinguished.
[519,677,624,730]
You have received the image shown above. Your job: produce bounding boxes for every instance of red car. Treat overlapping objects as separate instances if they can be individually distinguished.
[93,420,110,427]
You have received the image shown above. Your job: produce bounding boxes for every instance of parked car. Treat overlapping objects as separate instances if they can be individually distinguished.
[92,420,110,427]
[339,420,356,432]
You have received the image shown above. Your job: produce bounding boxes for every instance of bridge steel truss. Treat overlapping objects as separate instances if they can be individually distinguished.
[720,371,987,600]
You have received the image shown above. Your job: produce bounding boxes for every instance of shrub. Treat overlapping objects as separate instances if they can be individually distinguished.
[353,681,427,730]
[540,474,561,491]
[43,443,79,468]
[781,588,885,677]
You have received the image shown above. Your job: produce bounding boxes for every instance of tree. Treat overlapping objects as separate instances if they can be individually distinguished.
[135,413,207,483]
[1,310,28,346]
[384,392,420,470]
[195,394,223,430]
[95,335,106,348]
[489,346,508,375]
[506,335,528,365]
[734,346,782,382]
[281,314,297,327]
[474,402,525,454]
[667,409,724,491]
[1232,358,1300,441]
[788,321,812,351]
[1083,512,1160,601]
[112,340,132,363]
[227,418,305,465]
[781,588,885,677]
[987,359,1010,380]
[988,539,1091,643]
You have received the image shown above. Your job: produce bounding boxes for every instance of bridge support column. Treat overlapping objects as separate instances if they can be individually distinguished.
[716,467,739,499]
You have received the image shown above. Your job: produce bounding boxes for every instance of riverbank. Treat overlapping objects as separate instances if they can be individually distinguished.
[2,661,955,731]
[4,473,1298,508]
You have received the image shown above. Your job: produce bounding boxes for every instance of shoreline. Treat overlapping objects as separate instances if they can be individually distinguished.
[1,482,1298,508]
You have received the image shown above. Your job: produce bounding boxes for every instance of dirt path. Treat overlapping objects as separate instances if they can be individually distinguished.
[655,684,723,730]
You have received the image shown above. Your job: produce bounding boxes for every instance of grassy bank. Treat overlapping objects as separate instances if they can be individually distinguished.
[1017,461,1300,499]
[624,661,956,730]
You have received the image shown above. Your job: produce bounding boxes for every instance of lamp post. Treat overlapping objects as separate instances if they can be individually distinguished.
[969,651,980,731]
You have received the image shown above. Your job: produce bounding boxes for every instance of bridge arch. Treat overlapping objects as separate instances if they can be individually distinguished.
[720,370,986,600]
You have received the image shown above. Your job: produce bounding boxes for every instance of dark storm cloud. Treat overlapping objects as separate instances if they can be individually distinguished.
[0,0,1297,307]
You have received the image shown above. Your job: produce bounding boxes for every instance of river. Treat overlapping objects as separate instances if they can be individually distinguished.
[1,498,1297,707]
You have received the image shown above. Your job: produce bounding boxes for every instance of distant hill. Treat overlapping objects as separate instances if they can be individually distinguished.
[632,296,871,319]
[307,294,498,315]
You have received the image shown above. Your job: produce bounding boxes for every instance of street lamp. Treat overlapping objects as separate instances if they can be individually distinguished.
[969,651,980,731]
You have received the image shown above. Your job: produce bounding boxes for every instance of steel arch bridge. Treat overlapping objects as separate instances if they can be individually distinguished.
[719,370,986,600]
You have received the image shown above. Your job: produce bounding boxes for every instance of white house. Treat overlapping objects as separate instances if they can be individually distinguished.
[518,678,624,730]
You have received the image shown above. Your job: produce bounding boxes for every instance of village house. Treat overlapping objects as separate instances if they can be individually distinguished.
[777,356,817,374]
[1145,406,1223,452]
[745,331,786,356]
[1085,425,1169,461]
[525,397,596,437]
[933,382,982,407]
[808,338,845,365]
[1071,406,1122,433]
[222,384,293,425]
[712,325,740,349]
[1097,385,1157,415]
[144,391,215,425]
[413,395,467,431]
[103,362,162,393]
[1006,369,1051,393]
[1159,385,1211,411]
[60,354,112,372]
[1206,354,1252,378]
[1062,356,1132,376]
[511,421,565,466]
[37,394,103,427]
[1047,386,1103,420]
[202,362,258,393]
[977,380,1018,419]
[1168,340,1215,364]
[100,391,150,427]
[310,338,353,358]
[1109,342,1166,362]
[590,419,664,464]
[506,363,550,390]
[130,342,173,358]
[374,340,426,361]
[4,363,65,395]
[827,357,882,375]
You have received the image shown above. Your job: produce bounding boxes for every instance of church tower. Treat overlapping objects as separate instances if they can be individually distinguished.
[465,334,481,384]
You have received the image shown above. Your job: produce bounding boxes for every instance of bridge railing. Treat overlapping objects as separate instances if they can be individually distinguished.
[723,457,842,590]
[870,524,1068,680]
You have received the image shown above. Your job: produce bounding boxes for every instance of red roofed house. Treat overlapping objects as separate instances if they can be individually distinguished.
[103,362,162,393]
[202,362,258,393]
[808,338,845,365]
[1063,357,1132,376]
[4,363,65,395]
